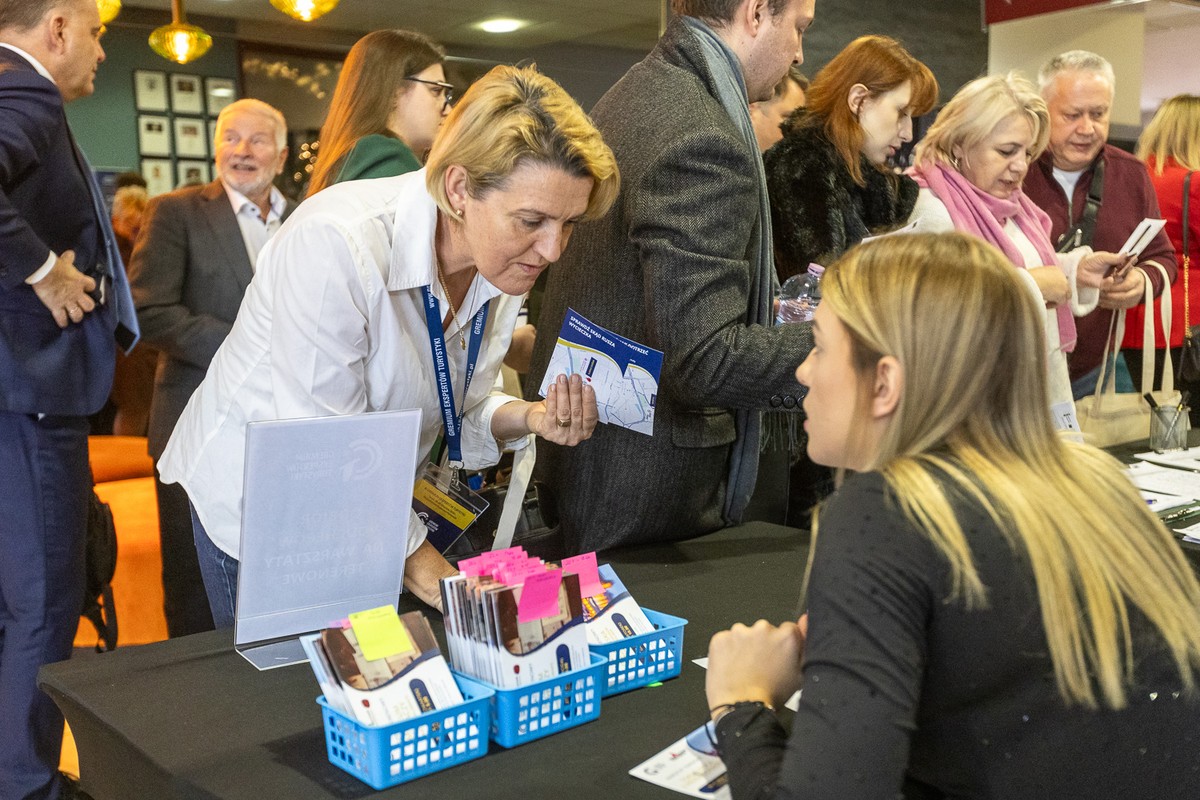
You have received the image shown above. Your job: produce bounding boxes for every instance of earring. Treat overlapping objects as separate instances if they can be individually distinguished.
[455,207,463,217]
[951,155,960,170]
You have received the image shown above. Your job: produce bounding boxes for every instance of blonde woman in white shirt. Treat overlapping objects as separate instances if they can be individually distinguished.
[159,66,619,625]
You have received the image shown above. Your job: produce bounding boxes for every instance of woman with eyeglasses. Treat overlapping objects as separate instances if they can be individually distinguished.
[306,29,453,197]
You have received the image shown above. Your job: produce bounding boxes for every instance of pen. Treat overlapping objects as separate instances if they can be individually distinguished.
[1145,392,1160,410]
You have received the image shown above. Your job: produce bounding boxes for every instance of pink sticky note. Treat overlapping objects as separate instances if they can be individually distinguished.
[517,569,563,623]
[562,552,603,597]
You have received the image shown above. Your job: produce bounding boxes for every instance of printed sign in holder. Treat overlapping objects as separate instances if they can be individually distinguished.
[318,673,493,789]
[235,410,422,670]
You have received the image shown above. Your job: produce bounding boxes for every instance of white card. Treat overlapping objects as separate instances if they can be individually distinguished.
[1118,218,1166,259]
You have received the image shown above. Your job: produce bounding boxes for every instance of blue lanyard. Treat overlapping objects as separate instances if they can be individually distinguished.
[422,284,490,468]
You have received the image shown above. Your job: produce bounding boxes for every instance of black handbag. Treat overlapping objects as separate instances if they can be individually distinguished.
[1177,173,1200,383]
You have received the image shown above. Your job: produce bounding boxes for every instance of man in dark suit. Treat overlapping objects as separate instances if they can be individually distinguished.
[526,0,816,553]
[128,98,293,637]
[0,1,138,797]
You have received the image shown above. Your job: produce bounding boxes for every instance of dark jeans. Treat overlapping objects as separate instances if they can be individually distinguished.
[189,503,239,630]
[0,413,89,800]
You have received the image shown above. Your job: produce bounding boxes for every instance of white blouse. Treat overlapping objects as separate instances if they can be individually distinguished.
[159,170,528,558]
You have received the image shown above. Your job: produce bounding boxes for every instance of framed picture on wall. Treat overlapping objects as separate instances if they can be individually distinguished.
[173,117,208,158]
[137,115,171,157]
[133,70,168,111]
[141,158,174,197]
[176,160,210,187]
[169,73,204,114]
[205,77,237,116]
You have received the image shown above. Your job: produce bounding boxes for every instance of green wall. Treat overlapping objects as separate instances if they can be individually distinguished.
[67,21,240,171]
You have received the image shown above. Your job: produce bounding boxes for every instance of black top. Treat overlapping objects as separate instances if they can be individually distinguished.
[717,471,1200,800]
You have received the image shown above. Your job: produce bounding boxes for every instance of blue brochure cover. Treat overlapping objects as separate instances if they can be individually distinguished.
[537,308,663,436]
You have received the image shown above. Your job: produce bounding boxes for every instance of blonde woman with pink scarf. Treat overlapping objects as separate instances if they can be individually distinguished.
[906,73,1133,429]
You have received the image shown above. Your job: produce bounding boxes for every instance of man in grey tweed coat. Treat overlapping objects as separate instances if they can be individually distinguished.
[527,0,816,553]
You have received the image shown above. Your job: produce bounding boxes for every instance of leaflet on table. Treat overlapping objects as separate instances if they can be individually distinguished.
[629,722,731,799]
[1125,461,1200,499]
[303,610,463,727]
[1174,521,1200,544]
[580,563,655,645]
[538,308,663,436]
[1134,447,1200,471]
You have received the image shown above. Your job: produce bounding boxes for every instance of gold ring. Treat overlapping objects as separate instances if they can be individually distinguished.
[556,418,571,428]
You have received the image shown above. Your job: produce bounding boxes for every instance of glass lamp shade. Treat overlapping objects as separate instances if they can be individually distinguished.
[97,0,121,24]
[269,0,339,22]
[148,23,212,64]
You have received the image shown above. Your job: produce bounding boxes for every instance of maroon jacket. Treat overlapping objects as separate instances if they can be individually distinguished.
[1023,145,1176,382]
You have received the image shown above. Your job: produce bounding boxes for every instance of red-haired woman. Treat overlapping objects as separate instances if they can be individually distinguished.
[764,35,938,280]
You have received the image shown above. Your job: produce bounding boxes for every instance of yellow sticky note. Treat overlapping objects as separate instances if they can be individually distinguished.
[347,606,413,662]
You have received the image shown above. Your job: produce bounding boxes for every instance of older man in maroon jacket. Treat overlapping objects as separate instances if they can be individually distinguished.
[1023,50,1176,398]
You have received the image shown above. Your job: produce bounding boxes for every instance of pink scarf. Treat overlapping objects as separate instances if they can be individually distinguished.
[910,162,1076,351]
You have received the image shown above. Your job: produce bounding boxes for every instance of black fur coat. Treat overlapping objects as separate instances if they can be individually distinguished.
[764,112,919,282]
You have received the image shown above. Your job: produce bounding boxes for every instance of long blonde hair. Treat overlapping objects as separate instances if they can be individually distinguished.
[306,29,444,197]
[1136,94,1200,174]
[817,232,1200,709]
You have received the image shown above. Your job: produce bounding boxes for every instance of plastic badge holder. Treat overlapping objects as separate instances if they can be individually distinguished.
[592,609,688,697]
[485,652,607,748]
[317,674,493,790]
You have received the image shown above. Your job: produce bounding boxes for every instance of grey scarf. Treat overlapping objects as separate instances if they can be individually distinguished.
[681,17,777,523]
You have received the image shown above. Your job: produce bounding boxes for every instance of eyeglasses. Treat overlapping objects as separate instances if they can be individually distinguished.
[405,77,455,107]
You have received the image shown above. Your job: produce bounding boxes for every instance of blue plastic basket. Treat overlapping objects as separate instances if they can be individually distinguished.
[317,674,493,789]
[591,609,687,696]
[484,651,606,748]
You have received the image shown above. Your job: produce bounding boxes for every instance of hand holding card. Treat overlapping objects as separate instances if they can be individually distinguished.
[1118,218,1166,261]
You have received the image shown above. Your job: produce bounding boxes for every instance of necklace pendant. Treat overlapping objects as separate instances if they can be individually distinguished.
[459,337,467,350]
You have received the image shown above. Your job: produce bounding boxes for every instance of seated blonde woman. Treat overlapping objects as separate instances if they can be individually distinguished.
[906,73,1132,428]
[706,233,1200,799]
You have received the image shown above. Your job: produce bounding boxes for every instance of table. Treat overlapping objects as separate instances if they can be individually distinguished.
[41,522,811,800]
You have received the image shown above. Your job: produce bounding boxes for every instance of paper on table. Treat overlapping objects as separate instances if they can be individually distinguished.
[1118,218,1166,259]
[1126,461,1200,499]
[629,723,731,800]
[1174,521,1200,544]
[1140,489,1197,513]
[1134,447,1200,471]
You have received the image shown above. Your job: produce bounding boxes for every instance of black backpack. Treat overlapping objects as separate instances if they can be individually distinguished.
[82,489,119,652]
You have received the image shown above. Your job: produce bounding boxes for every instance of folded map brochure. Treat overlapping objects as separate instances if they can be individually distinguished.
[301,610,463,728]
[582,563,655,645]
[629,721,731,799]
[538,308,663,436]
[442,547,589,689]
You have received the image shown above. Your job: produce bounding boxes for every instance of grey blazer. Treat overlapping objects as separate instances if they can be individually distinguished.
[526,17,811,553]
[128,179,295,459]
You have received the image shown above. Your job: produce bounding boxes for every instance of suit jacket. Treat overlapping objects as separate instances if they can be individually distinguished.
[525,17,811,552]
[0,47,134,415]
[128,179,295,458]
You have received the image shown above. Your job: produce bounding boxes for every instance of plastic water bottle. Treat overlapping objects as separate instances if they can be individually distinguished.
[776,263,825,324]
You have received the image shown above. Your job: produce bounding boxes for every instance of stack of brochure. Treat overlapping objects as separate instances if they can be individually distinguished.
[577,558,656,645]
[441,547,590,689]
[301,608,463,727]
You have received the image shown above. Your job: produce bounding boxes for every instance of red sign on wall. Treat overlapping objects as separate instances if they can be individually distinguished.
[984,0,1110,25]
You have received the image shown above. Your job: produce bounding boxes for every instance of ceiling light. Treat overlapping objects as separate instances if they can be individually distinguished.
[148,0,212,64]
[96,0,121,24]
[270,0,340,22]
[477,18,526,34]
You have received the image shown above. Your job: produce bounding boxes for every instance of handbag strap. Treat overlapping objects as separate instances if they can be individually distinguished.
[1185,172,1193,330]
[1095,260,1173,398]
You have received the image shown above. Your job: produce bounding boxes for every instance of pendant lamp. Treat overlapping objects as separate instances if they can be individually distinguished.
[96,0,121,24]
[148,0,212,65]
[269,0,340,23]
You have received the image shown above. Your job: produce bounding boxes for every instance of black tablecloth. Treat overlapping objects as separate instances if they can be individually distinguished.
[41,522,810,800]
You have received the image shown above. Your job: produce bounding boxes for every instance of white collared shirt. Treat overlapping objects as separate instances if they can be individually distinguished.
[220,180,287,271]
[2,44,60,283]
[159,170,528,559]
